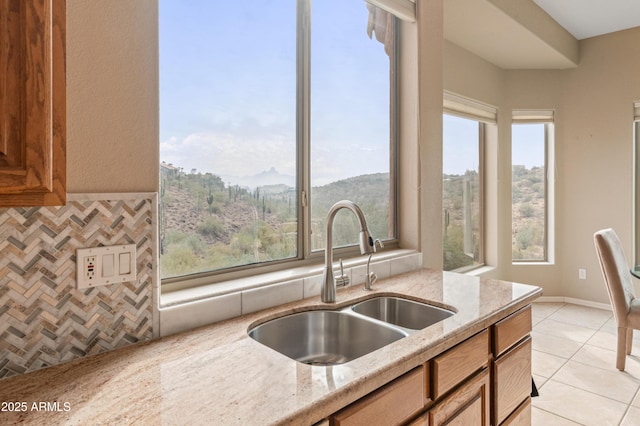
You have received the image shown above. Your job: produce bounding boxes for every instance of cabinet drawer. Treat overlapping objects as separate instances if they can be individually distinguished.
[493,336,532,425]
[432,329,490,398]
[331,366,425,426]
[493,306,531,357]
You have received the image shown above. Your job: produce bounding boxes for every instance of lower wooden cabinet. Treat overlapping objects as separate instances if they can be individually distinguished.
[327,305,534,426]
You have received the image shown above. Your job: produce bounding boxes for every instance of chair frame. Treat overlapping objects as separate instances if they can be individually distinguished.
[594,228,638,371]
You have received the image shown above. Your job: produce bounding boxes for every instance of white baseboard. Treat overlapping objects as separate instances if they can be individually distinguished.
[536,295,612,312]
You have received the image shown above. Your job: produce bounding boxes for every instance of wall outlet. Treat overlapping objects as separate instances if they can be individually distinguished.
[76,244,137,289]
[578,268,587,280]
[85,256,96,281]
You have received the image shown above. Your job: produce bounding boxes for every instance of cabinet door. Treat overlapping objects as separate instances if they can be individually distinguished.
[0,0,66,206]
[493,337,532,425]
[419,369,490,426]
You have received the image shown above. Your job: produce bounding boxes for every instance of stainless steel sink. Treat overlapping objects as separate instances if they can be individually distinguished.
[350,296,455,330]
[248,310,406,366]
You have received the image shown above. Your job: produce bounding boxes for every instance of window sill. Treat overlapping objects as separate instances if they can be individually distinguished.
[511,261,555,266]
[159,249,422,337]
[465,265,496,277]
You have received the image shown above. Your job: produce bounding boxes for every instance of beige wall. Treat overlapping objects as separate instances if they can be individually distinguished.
[556,28,640,302]
[67,0,159,193]
[444,27,640,304]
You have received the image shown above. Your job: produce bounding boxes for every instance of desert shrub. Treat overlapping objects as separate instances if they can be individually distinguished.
[197,216,225,238]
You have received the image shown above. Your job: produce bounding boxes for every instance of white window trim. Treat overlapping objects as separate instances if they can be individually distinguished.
[444,90,497,124]
[366,0,416,22]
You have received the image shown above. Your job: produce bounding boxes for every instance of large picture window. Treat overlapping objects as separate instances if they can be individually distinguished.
[159,1,398,282]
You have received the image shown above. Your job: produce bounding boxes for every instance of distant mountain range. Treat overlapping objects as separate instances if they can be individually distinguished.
[221,167,295,190]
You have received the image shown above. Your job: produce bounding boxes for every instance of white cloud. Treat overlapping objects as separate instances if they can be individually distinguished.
[160,131,296,178]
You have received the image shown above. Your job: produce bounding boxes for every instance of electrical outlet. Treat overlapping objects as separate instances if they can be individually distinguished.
[76,245,136,289]
[578,268,587,280]
[85,256,96,280]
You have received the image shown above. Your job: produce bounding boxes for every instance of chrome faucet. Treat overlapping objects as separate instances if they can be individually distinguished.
[321,200,376,303]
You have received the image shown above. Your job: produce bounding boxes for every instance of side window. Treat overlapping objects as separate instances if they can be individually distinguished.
[511,110,554,262]
[442,93,497,272]
[442,114,485,271]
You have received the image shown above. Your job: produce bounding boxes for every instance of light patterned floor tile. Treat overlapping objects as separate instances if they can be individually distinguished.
[532,330,583,359]
[532,407,581,425]
[548,304,612,330]
[534,318,598,344]
[552,360,640,404]
[621,406,640,425]
[531,302,565,319]
[533,349,567,378]
[532,380,627,426]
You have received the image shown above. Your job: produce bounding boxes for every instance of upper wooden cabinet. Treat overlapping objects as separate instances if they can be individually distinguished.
[0,0,66,207]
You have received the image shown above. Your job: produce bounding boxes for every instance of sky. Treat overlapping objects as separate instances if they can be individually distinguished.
[159,0,391,187]
[443,115,545,175]
[160,1,544,184]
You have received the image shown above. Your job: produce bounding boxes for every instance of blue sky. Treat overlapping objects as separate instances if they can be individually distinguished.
[159,0,390,186]
[512,123,545,168]
[444,115,545,175]
[160,1,543,184]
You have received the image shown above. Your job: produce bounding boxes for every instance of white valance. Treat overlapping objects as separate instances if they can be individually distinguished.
[634,102,640,121]
[366,0,415,22]
[443,91,497,124]
[512,109,555,123]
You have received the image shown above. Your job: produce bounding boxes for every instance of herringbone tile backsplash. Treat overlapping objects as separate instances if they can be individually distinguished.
[0,195,155,379]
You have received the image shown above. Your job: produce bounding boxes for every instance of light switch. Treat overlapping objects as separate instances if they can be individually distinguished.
[77,244,136,289]
[102,254,115,277]
[119,252,131,275]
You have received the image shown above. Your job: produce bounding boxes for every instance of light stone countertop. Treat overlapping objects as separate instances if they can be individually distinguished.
[0,268,541,425]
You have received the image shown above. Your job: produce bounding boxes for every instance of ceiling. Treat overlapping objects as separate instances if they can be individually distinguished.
[533,0,640,40]
[444,0,640,70]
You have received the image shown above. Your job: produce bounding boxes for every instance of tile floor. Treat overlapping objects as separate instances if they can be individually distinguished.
[531,302,640,425]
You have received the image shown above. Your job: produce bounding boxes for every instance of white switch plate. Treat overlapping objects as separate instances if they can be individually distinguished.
[76,244,137,288]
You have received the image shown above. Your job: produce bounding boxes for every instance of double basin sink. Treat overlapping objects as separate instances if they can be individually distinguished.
[248,296,455,366]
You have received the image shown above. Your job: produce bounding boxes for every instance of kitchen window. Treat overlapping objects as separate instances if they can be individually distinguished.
[159,0,400,285]
[511,110,554,262]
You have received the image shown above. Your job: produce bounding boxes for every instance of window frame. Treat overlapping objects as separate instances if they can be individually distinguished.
[511,111,555,263]
[160,0,400,290]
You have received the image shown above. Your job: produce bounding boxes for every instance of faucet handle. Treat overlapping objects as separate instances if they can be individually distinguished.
[335,258,350,287]
[373,239,384,251]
